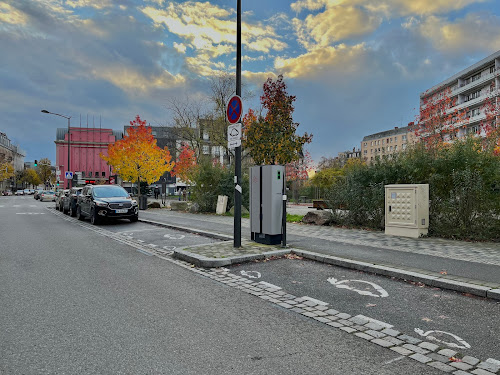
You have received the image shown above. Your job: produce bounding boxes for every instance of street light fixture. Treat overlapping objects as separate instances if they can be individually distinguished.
[41,109,72,188]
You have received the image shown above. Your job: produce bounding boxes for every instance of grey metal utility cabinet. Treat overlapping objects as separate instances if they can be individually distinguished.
[250,165,285,245]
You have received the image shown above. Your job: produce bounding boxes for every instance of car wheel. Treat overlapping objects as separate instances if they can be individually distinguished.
[129,215,138,223]
[76,206,84,221]
[90,208,100,225]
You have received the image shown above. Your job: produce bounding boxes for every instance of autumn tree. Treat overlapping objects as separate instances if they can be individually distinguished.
[101,115,174,199]
[25,168,42,188]
[415,87,469,152]
[0,162,14,185]
[480,88,500,154]
[243,75,312,165]
[36,158,53,184]
[285,151,314,202]
[172,143,198,185]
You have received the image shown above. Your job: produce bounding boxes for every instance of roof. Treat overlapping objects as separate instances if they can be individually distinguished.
[362,126,411,141]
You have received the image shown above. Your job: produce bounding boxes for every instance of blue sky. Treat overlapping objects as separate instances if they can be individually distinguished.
[1,0,500,165]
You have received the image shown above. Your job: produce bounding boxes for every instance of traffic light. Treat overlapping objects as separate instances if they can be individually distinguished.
[34,160,37,167]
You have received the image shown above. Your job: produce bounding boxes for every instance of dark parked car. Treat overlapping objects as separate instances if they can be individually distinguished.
[76,185,138,225]
[62,187,83,216]
[55,190,69,211]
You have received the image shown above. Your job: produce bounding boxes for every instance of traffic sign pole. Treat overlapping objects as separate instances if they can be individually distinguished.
[234,0,242,248]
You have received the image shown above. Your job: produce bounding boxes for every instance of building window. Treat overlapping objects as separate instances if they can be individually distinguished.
[394,145,398,151]
[203,145,209,154]
[471,73,481,82]
[203,131,209,141]
[102,172,105,177]
[364,142,367,147]
[490,66,496,74]
[81,171,85,177]
[394,136,397,142]
[390,138,393,143]
[402,135,407,141]
[364,150,367,154]
[402,144,407,150]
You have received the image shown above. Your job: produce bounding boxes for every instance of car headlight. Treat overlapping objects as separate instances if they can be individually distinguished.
[95,201,108,207]
[131,200,138,205]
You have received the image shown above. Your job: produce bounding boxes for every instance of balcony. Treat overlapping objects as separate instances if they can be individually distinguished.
[449,88,499,113]
[452,70,498,96]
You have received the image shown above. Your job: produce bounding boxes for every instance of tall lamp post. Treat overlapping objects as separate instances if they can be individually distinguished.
[41,110,72,188]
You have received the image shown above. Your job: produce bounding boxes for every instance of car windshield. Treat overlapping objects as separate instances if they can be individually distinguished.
[93,186,128,198]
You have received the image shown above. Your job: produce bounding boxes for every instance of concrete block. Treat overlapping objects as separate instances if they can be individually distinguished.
[486,289,500,301]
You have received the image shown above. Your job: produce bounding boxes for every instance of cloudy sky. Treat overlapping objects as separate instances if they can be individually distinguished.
[1,0,500,165]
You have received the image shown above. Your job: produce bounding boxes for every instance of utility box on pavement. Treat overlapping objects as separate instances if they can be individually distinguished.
[385,184,429,238]
[216,195,228,215]
[250,165,285,245]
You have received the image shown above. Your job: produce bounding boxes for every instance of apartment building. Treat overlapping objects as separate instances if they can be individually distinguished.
[419,50,500,140]
[361,125,416,164]
[0,131,25,191]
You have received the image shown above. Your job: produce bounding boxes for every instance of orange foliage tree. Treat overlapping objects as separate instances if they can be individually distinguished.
[101,115,174,198]
[415,87,469,151]
[243,75,312,165]
[172,143,197,185]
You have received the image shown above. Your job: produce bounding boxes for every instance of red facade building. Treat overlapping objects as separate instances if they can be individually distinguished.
[55,127,122,186]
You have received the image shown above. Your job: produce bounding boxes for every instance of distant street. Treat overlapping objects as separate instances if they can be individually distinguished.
[1,195,445,374]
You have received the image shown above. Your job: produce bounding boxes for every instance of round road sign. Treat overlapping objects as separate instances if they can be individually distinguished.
[226,95,243,124]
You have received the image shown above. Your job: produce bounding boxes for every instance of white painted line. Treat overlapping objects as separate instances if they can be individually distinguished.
[258,281,282,290]
[298,296,329,306]
[163,246,176,251]
[164,234,185,239]
[136,249,154,257]
[147,244,158,248]
[414,328,471,349]
[240,270,261,279]
[137,240,145,243]
[327,277,389,298]
[15,212,45,215]
[384,356,405,365]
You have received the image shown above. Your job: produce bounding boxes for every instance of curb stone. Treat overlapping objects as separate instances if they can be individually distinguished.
[139,216,500,302]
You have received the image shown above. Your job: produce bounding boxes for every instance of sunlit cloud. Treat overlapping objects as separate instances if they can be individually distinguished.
[91,65,185,93]
[173,42,187,54]
[0,3,28,25]
[411,13,500,53]
[242,70,277,85]
[294,5,381,48]
[274,43,368,78]
[65,0,113,9]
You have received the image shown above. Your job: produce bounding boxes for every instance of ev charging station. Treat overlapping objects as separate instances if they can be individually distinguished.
[250,165,286,245]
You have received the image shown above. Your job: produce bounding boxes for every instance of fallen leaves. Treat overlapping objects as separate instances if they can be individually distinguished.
[284,253,303,260]
[421,317,433,322]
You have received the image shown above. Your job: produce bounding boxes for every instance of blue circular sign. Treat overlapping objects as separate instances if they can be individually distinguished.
[226,95,243,124]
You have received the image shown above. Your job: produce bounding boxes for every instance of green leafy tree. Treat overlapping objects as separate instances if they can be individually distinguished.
[36,158,52,184]
[25,169,42,188]
[243,75,312,165]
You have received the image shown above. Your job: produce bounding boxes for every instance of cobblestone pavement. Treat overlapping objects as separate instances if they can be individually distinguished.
[143,208,500,267]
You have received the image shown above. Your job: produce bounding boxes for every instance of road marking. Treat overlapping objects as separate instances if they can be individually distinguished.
[240,270,261,279]
[136,249,154,257]
[164,233,185,239]
[258,281,281,290]
[163,246,176,251]
[384,356,405,365]
[414,328,471,349]
[147,244,158,248]
[16,212,45,215]
[137,239,145,243]
[327,277,389,298]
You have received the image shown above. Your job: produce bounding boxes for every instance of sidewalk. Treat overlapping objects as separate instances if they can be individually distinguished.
[139,200,500,299]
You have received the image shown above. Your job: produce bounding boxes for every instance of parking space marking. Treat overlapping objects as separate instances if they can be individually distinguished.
[163,246,176,251]
[240,270,261,279]
[164,234,185,240]
[327,277,389,298]
[414,328,471,349]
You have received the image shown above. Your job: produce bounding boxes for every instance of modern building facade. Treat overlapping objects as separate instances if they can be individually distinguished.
[361,125,416,164]
[55,127,122,187]
[419,49,500,140]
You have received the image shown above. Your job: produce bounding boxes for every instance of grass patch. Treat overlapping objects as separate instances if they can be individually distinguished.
[286,214,304,223]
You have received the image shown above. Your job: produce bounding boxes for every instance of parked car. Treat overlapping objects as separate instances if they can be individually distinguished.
[2,190,12,196]
[77,184,138,225]
[40,191,56,202]
[34,189,45,200]
[55,190,69,211]
[62,187,83,216]
[15,190,24,195]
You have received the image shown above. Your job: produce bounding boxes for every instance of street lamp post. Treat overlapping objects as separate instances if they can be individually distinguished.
[41,110,72,189]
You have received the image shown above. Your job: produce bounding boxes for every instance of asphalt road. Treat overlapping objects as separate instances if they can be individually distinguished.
[0,196,444,374]
[229,257,500,360]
